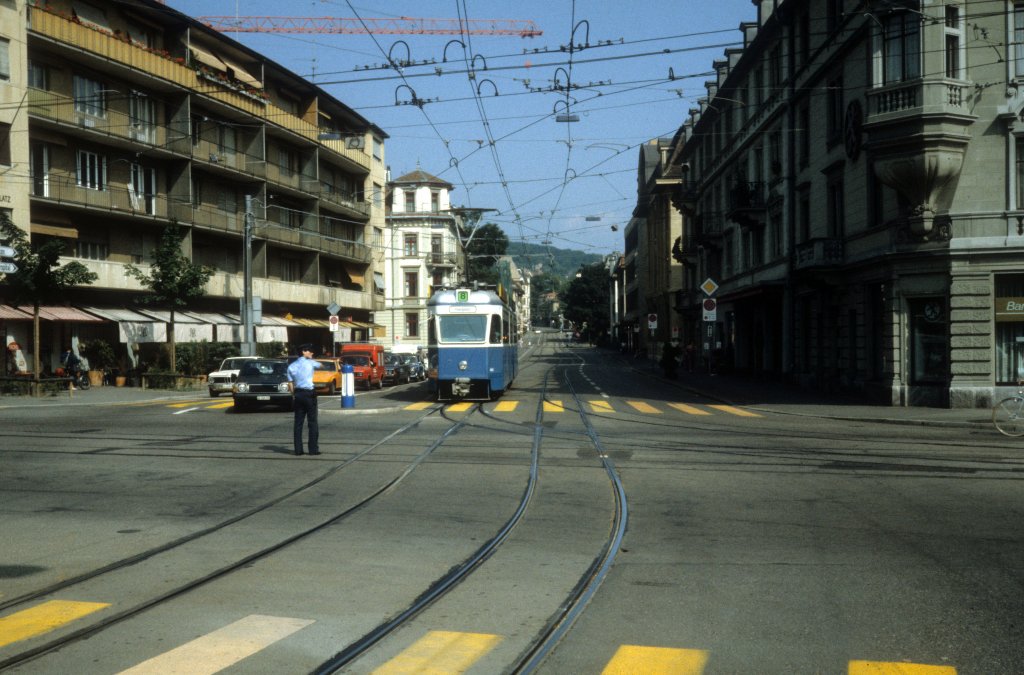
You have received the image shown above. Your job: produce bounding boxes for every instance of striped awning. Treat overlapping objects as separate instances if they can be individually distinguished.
[0,305,102,322]
[0,305,31,320]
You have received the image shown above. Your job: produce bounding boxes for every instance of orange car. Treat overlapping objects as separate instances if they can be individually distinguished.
[312,358,342,395]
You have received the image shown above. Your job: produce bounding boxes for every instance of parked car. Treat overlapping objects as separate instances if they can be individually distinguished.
[208,356,258,397]
[312,358,342,395]
[340,353,384,390]
[232,359,293,411]
[400,353,425,381]
[383,352,412,385]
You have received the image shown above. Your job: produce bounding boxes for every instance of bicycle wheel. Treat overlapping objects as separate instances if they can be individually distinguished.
[992,396,1024,436]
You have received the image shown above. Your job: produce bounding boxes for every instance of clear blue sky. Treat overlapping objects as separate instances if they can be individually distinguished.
[166,0,754,256]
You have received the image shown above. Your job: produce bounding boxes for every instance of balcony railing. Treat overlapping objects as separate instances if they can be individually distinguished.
[866,78,971,120]
[32,174,167,219]
[193,139,265,178]
[794,237,844,271]
[695,212,724,241]
[429,252,458,266]
[319,184,371,218]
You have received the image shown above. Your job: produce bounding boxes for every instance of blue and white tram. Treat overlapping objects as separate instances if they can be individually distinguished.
[427,286,518,401]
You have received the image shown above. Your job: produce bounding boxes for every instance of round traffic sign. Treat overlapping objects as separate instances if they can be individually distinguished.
[703,298,716,311]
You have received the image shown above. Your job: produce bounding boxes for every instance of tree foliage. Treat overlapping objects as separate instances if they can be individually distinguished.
[562,263,611,342]
[461,222,508,285]
[0,212,97,388]
[125,223,213,373]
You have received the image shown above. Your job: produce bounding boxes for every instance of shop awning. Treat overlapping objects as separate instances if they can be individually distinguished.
[290,317,327,328]
[0,305,31,320]
[79,307,167,344]
[136,309,212,343]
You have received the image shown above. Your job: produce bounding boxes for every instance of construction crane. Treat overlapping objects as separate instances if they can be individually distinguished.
[198,16,542,38]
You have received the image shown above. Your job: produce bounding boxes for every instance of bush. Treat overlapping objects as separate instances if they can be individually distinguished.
[81,339,116,370]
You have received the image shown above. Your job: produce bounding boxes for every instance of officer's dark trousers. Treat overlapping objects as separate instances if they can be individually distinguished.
[293,389,319,454]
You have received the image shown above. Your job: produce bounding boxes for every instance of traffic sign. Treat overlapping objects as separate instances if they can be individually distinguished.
[700,278,719,296]
[0,262,17,274]
[0,245,15,258]
[647,313,658,329]
[702,298,717,322]
[329,314,339,332]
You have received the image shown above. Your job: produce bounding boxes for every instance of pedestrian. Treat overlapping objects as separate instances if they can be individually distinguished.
[287,343,322,456]
[660,340,680,379]
[684,341,696,372]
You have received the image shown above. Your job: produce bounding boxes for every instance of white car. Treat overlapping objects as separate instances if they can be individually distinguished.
[208,356,258,397]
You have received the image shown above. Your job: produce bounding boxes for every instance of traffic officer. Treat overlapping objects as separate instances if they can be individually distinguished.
[287,343,322,456]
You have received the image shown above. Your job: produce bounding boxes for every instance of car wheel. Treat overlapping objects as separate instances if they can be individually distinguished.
[209,390,219,398]
[326,382,336,396]
[377,376,383,389]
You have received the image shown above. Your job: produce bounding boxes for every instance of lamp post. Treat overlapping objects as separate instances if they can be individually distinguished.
[242,195,256,356]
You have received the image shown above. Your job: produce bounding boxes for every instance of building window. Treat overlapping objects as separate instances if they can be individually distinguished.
[995,274,1024,383]
[0,123,9,166]
[130,91,156,144]
[28,60,49,90]
[827,0,844,34]
[403,233,418,256]
[945,5,963,79]
[1016,4,1024,79]
[881,7,921,84]
[373,183,382,207]
[768,44,782,91]
[76,150,107,190]
[431,191,439,213]
[130,164,157,215]
[404,191,416,213]
[73,75,106,117]
[76,238,108,260]
[30,142,48,196]
[909,298,947,385]
[798,103,810,168]
[372,137,382,161]
[769,204,783,259]
[0,37,9,82]
[827,173,844,238]
[798,185,811,242]
[405,312,419,338]
[282,257,300,282]
[827,74,844,145]
[404,270,418,297]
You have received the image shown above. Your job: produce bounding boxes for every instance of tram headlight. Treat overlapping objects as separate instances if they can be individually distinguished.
[458,360,468,371]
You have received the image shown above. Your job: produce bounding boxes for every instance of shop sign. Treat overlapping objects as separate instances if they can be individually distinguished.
[995,297,1024,322]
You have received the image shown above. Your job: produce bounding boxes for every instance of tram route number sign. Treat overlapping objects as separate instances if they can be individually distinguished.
[456,289,471,303]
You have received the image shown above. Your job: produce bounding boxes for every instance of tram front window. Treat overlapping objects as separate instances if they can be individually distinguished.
[438,315,487,343]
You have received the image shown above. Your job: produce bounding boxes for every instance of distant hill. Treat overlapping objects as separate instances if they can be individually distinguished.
[506,242,606,279]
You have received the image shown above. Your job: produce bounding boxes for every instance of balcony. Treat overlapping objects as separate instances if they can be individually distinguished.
[194,139,265,178]
[794,238,844,272]
[174,202,244,236]
[694,212,724,246]
[726,181,767,229]
[27,88,170,150]
[32,175,167,220]
[319,184,371,219]
[866,78,972,123]
[428,252,459,267]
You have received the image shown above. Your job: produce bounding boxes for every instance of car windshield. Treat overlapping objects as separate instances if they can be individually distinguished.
[221,358,251,370]
[385,354,400,364]
[240,361,287,377]
[438,315,487,343]
[316,360,337,372]
[342,355,370,366]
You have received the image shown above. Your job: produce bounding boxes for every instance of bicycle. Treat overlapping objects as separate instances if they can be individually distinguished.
[992,380,1024,436]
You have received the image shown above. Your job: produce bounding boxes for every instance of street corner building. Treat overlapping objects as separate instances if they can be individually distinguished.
[619,0,1024,408]
[0,0,388,375]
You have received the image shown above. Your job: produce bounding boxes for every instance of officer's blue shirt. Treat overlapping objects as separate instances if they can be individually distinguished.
[287,356,321,390]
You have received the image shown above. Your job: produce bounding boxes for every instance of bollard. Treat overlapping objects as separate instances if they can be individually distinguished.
[341,363,355,408]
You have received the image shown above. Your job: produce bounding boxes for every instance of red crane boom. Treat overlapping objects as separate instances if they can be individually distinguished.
[198,16,542,37]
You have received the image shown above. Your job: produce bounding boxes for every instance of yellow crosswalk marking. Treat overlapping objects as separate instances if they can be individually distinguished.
[602,645,708,674]
[667,403,711,416]
[169,401,207,408]
[373,630,502,674]
[708,404,761,417]
[405,401,434,410]
[0,600,110,648]
[543,400,564,412]
[848,661,956,675]
[589,400,614,413]
[118,614,313,675]
[447,402,473,412]
[627,400,661,414]
[206,402,234,409]
[494,400,518,412]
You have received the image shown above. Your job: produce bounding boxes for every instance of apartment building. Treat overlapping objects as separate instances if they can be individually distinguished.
[0,0,387,372]
[379,168,465,353]
[662,0,1024,408]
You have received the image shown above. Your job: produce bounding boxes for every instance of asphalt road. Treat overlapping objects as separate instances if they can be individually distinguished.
[1,334,1022,674]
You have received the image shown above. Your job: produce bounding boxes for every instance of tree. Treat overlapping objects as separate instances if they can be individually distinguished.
[562,263,611,344]
[125,223,213,373]
[0,212,97,392]
[461,222,508,285]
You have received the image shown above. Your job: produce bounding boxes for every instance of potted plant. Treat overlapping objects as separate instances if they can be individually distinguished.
[81,339,116,386]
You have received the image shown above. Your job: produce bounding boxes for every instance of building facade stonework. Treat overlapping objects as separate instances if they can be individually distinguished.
[665,0,1024,407]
